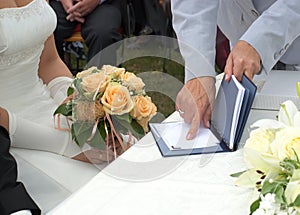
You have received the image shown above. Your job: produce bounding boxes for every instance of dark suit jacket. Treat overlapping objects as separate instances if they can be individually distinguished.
[0,126,41,215]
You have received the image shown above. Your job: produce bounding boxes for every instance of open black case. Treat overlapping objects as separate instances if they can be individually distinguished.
[149,75,257,157]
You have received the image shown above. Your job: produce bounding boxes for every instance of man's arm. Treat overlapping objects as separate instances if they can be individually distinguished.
[240,0,300,74]
[171,0,219,139]
[171,0,219,81]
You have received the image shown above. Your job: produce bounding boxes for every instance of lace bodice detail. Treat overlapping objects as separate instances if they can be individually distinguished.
[0,0,43,21]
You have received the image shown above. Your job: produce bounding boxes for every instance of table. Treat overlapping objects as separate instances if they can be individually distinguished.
[47,109,278,215]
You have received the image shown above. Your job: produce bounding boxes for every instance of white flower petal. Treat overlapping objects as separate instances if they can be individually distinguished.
[278,100,298,126]
[294,111,300,127]
[251,119,286,130]
[243,147,279,171]
[234,169,261,188]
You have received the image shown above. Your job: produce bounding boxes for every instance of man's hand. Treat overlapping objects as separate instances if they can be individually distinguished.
[176,77,216,140]
[224,40,261,81]
[67,0,99,18]
[60,0,74,12]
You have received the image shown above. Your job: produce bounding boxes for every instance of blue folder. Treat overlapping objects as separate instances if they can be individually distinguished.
[150,75,257,157]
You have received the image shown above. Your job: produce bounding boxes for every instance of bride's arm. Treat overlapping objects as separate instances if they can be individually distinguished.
[38,34,74,104]
[38,34,73,84]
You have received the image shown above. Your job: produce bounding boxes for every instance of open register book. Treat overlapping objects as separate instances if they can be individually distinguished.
[150,75,257,157]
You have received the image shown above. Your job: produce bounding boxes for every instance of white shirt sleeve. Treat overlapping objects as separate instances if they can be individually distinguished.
[171,0,219,82]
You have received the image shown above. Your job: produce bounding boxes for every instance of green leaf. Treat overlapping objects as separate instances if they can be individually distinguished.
[261,179,286,205]
[71,121,107,150]
[71,122,93,147]
[67,86,74,96]
[274,185,285,204]
[230,170,247,178]
[73,78,83,94]
[250,198,261,214]
[292,194,300,207]
[111,115,144,139]
[115,113,132,123]
[296,82,300,98]
[261,180,280,195]
[53,103,72,116]
[130,119,145,139]
[88,120,107,150]
[280,157,300,176]
[71,124,80,147]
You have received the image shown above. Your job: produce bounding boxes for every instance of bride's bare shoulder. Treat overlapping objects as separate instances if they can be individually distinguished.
[0,1,17,9]
[0,0,38,9]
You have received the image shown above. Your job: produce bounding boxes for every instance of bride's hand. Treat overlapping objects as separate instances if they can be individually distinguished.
[72,148,114,164]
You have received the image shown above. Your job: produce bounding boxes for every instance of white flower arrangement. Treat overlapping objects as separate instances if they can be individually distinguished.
[232,82,300,215]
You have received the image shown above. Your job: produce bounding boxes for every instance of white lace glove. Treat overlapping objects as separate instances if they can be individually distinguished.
[47,76,73,105]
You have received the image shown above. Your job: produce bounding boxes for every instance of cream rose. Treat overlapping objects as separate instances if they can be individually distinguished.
[76,66,98,79]
[130,95,157,132]
[243,128,280,172]
[122,72,145,93]
[80,72,107,94]
[101,65,125,79]
[270,127,300,160]
[101,83,134,115]
[244,128,275,155]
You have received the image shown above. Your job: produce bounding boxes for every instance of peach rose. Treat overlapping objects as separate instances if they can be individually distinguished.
[122,72,136,81]
[136,117,151,133]
[130,95,157,132]
[76,66,98,79]
[101,83,134,115]
[122,72,145,93]
[80,72,107,94]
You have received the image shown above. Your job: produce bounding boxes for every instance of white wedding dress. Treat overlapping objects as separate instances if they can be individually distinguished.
[0,0,82,157]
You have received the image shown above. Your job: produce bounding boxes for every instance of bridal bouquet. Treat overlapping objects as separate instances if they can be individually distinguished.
[232,96,300,214]
[54,65,157,158]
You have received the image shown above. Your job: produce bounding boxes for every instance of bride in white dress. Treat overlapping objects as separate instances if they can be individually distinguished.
[0,0,107,163]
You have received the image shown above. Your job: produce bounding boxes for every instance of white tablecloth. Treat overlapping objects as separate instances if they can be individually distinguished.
[48,110,277,215]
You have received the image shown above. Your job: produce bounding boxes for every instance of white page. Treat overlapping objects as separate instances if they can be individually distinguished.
[230,76,245,148]
[157,122,219,151]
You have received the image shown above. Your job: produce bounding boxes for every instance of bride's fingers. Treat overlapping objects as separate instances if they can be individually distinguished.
[86,149,114,162]
[72,149,114,164]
